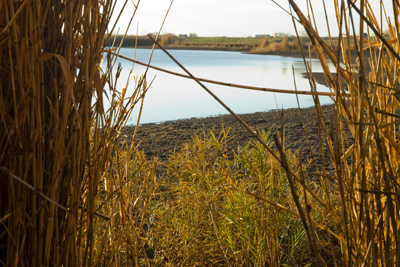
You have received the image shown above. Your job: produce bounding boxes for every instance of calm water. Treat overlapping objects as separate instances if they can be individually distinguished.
[102,48,334,124]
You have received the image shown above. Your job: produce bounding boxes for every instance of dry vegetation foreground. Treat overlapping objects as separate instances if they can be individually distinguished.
[4,0,400,265]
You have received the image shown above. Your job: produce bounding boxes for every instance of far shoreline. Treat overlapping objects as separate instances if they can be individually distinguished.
[120,45,320,58]
[114,46,343,89]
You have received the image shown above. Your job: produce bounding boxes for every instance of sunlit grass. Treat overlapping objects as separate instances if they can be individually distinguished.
[112,129,341,265]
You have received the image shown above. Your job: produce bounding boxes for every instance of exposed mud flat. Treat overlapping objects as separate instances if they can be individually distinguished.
[120,104,353,178]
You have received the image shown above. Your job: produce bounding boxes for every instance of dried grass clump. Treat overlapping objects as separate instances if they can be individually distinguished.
[261,35,271,47]
[131,130,338,266]
[251,35,302,53]
[159,33,186,46]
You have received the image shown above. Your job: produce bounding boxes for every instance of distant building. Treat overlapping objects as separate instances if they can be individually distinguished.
[179,34,188,37]
[255,34,270,38]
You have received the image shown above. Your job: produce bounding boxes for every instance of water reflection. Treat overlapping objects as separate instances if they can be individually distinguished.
[102,48,334,124]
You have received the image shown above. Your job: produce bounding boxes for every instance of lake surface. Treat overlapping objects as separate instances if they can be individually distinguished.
[102,48,334,124]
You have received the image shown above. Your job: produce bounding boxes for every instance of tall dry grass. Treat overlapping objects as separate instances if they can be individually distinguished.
[102,0,400,263]
[268,1,400,265]
[134,0,400,264]
[0,0,151,266]
[3,0,400,265]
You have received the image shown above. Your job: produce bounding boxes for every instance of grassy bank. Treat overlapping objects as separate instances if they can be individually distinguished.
[107,33,357,54]
[106,34,304,52]
[107,35,268,46]
[185,36,269,44]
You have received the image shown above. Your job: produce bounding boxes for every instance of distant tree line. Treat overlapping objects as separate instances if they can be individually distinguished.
[104,33,193,47]
[104,35,155,47]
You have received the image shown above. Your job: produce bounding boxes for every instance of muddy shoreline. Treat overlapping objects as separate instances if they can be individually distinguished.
[120,104,353,177]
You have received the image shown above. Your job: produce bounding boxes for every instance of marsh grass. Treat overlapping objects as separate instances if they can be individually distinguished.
[3,0,400,266]
[0,0,153,266]
[268,1,400,265]
[116,129,340,265]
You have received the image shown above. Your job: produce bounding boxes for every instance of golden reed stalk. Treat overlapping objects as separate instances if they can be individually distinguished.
[272,1,400,265]
[0,0,148,266]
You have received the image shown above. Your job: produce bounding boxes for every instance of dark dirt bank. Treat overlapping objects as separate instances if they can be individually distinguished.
[120,104,353,178]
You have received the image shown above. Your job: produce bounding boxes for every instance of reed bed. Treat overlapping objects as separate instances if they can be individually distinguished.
[276,1,400,265]
[3,0,400,266]
[224,0,400,264]
[0,0,151,266]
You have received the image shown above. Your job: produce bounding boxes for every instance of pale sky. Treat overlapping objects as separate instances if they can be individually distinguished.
[110,0,394,37]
